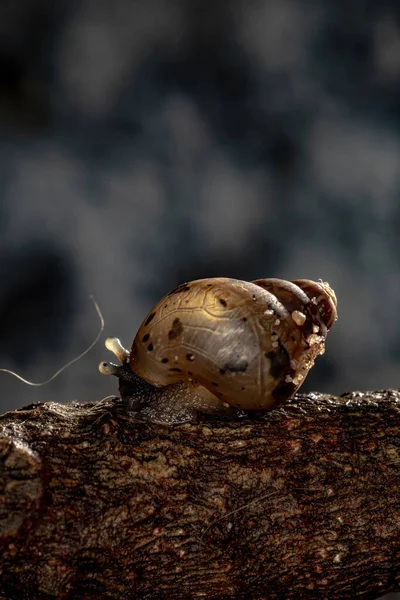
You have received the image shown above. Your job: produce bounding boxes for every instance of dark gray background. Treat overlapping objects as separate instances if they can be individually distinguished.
[0,2,399,598]
[1,0,400,412]
[1,1,400,398]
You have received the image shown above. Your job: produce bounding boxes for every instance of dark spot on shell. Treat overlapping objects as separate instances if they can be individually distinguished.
[145,312,156,326]
[242,317,247,322]
[223,358,248,373]
[142,333,150,343]
[161,358,169,363]
[147,343,153,351]
[241,386,245,391]
[291,336,296,341]
[212,382,219,387]
[168,317,183,340]
[264,344,290,380]
[272,381,296,406]
[186,353,195,361]
[188,371,193,376]
[169,367,182,373]
[219,298,227,307]
[167,283,191,296]
[252,294,256,301]
[219,368,226,375]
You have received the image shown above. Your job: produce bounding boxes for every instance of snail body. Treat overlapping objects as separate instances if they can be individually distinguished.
[99,277,337,424]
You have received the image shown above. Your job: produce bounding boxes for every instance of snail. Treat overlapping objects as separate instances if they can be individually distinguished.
[99,277,337,424]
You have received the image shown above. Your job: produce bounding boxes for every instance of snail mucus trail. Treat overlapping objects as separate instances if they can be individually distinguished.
[99,277,337,424]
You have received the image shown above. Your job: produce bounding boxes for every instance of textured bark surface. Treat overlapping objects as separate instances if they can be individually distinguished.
[0,390,400,599]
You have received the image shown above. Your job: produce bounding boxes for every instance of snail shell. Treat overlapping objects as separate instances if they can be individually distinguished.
[99,277,337,423]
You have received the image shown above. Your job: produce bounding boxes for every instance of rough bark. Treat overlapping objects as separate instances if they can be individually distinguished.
[0,390,400,600]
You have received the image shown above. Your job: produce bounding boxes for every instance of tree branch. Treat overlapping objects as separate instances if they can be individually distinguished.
[1,390,400,599]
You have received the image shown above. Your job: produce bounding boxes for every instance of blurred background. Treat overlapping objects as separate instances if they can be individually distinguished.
[0,2,399,598]
[1,0,400,418]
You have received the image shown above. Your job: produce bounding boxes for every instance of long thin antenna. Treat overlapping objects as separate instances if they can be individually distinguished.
[0,295,104,386]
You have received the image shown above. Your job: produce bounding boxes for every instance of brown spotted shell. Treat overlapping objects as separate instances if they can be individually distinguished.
[129,277,337,410]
